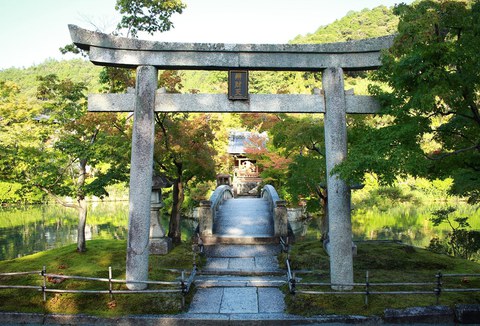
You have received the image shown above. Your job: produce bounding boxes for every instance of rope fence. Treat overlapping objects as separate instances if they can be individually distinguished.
[0,265,197,309]
[285,258,480,305]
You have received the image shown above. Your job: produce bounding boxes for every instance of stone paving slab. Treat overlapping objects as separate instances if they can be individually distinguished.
[258,288,286,313]
[204,244,281,258]
[188,288,224,313]
[190,286,286,314]
[255,256,279,269]
[206,257,230,270]
[214,198,274,237]
[220,288,258,313]
[228,257,255,270]
[194,275,285,287]
[205,257,280,272]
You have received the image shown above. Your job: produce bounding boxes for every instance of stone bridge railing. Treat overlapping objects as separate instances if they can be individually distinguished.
[261,185,288,237]
[197,185,234,236]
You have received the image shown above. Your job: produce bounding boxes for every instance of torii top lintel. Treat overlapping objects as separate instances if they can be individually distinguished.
[69,25,393,71]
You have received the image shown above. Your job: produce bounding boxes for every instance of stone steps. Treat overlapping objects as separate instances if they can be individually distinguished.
[204,244,282,257]
[198,269,285,276]
[194,275,286,288]
[201,235,279,245]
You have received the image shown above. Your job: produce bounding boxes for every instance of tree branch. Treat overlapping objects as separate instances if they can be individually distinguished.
[38,186,79,209]
[426,144,480,160]
[433,128,476,145]
[155,112,171,152]
[306,142,324,157]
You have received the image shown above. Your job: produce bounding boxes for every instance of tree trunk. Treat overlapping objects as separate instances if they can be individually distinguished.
[77,158,88,252]
[77,197,87,252]
[168,163,183,244]
[168,178,183,244]
[315,185,329,242]
[320,194,329,242]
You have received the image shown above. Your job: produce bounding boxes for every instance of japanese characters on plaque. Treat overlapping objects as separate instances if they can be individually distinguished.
[228,70,249,100]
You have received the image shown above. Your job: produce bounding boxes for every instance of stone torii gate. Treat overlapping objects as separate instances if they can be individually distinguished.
[69,25,393,290]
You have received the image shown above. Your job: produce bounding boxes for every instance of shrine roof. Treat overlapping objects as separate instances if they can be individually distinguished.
[228,131,268,155]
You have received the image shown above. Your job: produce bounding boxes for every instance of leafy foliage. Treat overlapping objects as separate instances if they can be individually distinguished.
[337,0,480,203]
[155,112,217,243]
[428,207,480,260]
[115,0,186,37]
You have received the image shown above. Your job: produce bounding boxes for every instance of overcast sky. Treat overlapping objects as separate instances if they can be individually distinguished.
[0,0,413,70]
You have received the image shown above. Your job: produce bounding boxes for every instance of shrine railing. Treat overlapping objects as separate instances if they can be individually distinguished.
[261,185,288,237]
[197,185,234,236]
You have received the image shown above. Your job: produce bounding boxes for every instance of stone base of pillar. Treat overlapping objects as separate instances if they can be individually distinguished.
[149,237,173,255]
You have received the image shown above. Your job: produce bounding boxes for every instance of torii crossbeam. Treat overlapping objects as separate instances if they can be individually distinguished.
[69,24,392,290]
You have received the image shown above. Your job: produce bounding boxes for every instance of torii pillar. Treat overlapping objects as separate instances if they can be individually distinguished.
[126,66,157,290]
[323,67,353,290]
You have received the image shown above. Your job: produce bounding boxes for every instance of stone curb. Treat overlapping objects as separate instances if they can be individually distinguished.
[0,312,379,325]
[384,305,454,324]
[384,304,480,324]
[2,304,480,325]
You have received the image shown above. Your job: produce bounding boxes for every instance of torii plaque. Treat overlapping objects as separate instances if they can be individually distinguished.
[69,24,392,290]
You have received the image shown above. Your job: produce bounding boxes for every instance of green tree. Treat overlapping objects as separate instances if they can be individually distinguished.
[0,81,45,204]
[115,0,186,37]
[155,113,217,244]
[2,75,130,252]
[36,75,130,251]
[337,0,480,203]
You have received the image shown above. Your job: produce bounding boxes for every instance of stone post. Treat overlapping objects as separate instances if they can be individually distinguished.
[198,200,213,236]
[322,67,353,290]
[274,200,288,237]
[126,65,158,290]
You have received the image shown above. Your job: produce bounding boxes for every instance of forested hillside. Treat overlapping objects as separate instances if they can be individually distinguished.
[291,5,398,43]
[0,59,102,96]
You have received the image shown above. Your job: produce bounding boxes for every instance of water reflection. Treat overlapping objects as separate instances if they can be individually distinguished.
[0,202,197,261]
[290,202,480,249]
[1,201,478,261]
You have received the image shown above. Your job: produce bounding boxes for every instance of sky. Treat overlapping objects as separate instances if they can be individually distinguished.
[0,0,414,70]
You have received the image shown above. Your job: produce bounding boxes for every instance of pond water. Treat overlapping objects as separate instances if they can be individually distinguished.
[292,201,480,249]
[0,202,197,261]
[0,201,479,261]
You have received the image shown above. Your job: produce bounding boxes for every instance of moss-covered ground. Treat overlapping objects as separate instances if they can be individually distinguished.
[1,238,479,317]
[281,240,480,316]
[0,239,201,316]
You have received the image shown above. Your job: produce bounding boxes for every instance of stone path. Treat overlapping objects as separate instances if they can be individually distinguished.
[189,244,285,314]
[189,197,286,315]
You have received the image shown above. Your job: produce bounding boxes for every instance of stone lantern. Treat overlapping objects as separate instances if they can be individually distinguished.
[149,175,172,254]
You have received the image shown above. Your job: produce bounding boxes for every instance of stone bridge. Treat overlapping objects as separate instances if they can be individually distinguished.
[197,185,288,245]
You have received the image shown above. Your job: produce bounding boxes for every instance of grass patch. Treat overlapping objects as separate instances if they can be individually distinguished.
[0,239,201,316]
[281,240,480,316]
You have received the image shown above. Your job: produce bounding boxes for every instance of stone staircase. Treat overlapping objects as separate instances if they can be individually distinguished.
[189,244,286,314]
